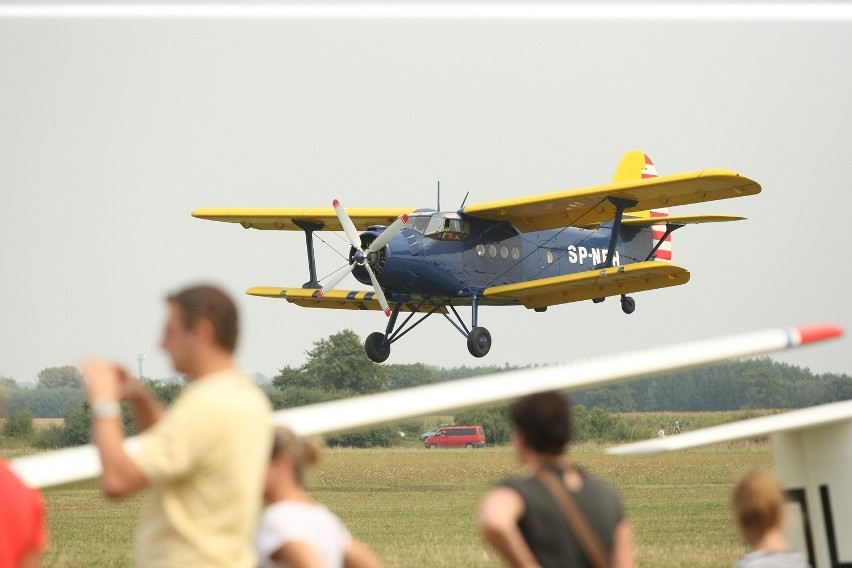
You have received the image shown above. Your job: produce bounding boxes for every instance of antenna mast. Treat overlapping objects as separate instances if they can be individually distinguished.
[437,181,440,211]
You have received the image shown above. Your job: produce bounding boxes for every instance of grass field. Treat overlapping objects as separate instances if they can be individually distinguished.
[16,441,770,567]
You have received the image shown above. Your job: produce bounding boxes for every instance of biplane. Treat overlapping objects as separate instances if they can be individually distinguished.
[192,150,761,362]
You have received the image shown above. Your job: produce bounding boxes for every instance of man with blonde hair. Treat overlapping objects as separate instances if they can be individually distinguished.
[81,284,272,567]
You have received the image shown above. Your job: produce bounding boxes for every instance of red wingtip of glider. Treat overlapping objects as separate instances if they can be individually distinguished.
[796,324,844,345]
[384,308,391,317]
[332,199,340,207]
[401,213,409,223]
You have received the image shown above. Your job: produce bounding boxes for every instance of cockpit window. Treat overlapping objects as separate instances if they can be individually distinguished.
[422,214,469,241]
[409,215,430,235]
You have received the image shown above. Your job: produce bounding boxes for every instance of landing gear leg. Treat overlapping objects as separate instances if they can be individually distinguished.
[466,294,492,358]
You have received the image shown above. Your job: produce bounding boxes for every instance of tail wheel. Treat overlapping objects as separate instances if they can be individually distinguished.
[621,295,636,315]
[365,332,391,363]
[467,327,492,358]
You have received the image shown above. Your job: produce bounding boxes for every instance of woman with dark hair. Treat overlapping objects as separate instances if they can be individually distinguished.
[478,391,635,568]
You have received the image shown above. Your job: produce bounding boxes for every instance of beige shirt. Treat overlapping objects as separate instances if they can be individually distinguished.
[130,369,272,568]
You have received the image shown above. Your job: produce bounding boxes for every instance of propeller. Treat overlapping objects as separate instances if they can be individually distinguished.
[318,199,409,317]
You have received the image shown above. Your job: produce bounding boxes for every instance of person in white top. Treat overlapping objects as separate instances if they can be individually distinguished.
[732,471,810,568]
[255,426,384,568]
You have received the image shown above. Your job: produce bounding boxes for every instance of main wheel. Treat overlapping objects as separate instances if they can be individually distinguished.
[365,332,391,363]
[621,295,636,315]
[467,327,492,358]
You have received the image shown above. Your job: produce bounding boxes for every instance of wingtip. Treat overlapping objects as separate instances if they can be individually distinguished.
[332,199,340,208]
[384,308,392,317]
[795,324,844,345]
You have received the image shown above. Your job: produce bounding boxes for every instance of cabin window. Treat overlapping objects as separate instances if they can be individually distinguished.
[545,250,554,264]
[488,244,498,258]
[500,245,509,259]
[476,244,486,257]
[511,246,520,260]
[423,214,470,241]
[408,215,430,235]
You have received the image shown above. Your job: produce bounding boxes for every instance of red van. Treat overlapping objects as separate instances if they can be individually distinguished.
[424,426,486,449]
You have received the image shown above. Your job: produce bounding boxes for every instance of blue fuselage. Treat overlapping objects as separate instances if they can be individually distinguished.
[353,212,651,304]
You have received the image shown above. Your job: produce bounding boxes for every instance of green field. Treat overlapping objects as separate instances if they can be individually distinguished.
[22,441,769,567]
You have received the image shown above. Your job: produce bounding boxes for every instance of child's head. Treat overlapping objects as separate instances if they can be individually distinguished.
[733,470,786,546]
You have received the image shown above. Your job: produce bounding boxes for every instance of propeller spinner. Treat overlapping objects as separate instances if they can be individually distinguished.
[317,199,408,317]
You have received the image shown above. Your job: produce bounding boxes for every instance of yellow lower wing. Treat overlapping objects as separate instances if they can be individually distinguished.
[246,287,444,313]
[482,261,690,309]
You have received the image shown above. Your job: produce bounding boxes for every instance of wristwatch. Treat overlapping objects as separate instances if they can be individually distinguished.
[91,400,122,419]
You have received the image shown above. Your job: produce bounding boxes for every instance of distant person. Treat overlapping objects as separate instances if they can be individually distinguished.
[732,471,810,568]
[674,421,681,435]
[80,284,272,568]
[478,391,635,568]
[255,426,383,568]
[0,391,48,568]
[658,425,666,439]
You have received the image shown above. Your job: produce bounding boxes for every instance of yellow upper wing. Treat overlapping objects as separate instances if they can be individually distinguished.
[192,208,412,231]
[482,261,690,310]
[462,169,760,232]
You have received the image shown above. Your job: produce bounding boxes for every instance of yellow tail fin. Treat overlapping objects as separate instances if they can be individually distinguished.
[613,150,671,260]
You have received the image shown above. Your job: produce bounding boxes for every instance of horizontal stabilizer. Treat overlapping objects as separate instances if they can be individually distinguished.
[482,261,689,309]
[620,214,746,227]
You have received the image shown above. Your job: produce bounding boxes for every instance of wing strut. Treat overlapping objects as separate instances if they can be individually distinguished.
[644,223,685,261]
[597,197,637,269]
[294,220,324,289]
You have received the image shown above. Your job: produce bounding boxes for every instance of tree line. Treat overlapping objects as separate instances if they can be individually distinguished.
[3,330,850,449]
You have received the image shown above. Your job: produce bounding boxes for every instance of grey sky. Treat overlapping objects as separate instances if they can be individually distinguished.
[1,8,850,384]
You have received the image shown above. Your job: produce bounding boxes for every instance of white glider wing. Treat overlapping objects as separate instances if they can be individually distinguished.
[10,325,843,489]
